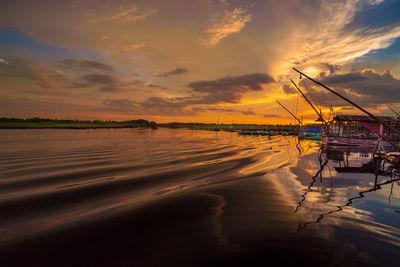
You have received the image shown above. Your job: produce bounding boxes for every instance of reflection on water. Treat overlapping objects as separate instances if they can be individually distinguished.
[0,128,399,266]
[294,145,400,234]
[294,147,329,214]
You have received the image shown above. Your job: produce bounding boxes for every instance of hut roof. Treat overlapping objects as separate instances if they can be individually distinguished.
[333,115,400,123]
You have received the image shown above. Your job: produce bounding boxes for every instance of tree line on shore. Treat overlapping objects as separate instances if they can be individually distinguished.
[0,117,319,131]
[0,117,157,129]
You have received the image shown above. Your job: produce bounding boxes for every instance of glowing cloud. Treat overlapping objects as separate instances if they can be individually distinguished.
[154,68,188,77]
[90,6,157,23]
[200,8,252,47]
[286,0,400,70]
[299,69,400,108]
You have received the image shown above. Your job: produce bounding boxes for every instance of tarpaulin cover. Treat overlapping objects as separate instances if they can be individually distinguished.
[311,134,321,140]
[301,129,324,134]
[361,122,384,135]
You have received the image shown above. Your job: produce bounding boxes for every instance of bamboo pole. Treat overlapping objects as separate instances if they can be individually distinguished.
[293,67,400,149]
[293,68,381,123]
[290,79,326,125]
[275,99,303,126]
[389,107,400,118]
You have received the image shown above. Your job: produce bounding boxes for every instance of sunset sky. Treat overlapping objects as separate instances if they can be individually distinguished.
[1,0,400,124]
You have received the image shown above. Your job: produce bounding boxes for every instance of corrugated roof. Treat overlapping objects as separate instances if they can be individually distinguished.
[333,115,400,122]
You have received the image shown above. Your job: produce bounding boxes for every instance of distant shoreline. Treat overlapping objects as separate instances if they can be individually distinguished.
[0,117,314,131]
[0,118,157,129]
[0,125,155,129]
[158,122,300,132]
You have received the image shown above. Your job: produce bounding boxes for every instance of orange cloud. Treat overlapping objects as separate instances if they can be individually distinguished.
[89,6,157,23]
[200,8,252,47]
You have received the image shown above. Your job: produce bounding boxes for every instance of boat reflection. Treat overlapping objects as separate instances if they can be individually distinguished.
[293,147,329,213]
[294,144,400,234]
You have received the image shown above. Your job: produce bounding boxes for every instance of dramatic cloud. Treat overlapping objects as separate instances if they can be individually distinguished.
[89,6,157,23]
[322,73,368,84]
[57,59,114,73]
[0,58,154,94]
[77,73,156,93]
[280,0,400,78]
[299,69,400,108]
[123,42,146,51]
[103,97,194,116]
[83,74,115,85]
[317,63,341,75]
[282,84,296,94]
[139,97,193,116]
[200,8,252,47]
[240,109,256,115]
[0,58,67,89]
[80,73,120,92]
[263,114,283,118]
[102,98,139,112]
[192,107,256,116]
[153,68,188,77]
[2,1,400,122]
[103,97,257,117]
[187,73,275,104]
[102,72,274,116]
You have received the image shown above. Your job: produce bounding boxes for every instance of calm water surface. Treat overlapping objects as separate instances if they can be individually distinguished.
[0,128,399,266]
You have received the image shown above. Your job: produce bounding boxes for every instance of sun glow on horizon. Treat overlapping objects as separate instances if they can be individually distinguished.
[0,1,400,122]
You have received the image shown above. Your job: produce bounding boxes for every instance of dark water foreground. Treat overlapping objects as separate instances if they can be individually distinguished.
[0,129,399,266]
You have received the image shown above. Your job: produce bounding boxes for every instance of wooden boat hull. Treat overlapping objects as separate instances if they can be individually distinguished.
[324,136,393,147]
[385,152,400,168]
[299,134,321,141]
[325,144,378,153]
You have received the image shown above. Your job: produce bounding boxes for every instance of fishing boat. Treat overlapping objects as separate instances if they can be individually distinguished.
[275,99,323,141]
[384,152,400,168]
[238,130,274,136]
[275,99,313,139]
[298,128,323,140]
[291,68,400,150]
[276,68,400,149]
[324,115,400,147]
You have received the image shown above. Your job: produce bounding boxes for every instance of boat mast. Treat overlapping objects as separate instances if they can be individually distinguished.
[292,68,381,123]
[327,104,333,121]
[292,67,400,150]
[389,107,400,118]
[290,79,327,125]
[275,99,303,126]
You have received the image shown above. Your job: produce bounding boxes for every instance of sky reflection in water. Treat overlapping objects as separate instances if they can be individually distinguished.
[0,128,399,266]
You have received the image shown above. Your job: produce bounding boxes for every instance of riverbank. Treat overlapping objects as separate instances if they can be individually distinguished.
[159,122,302,132]
[0,118,157,129]
[0,117,315,133]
